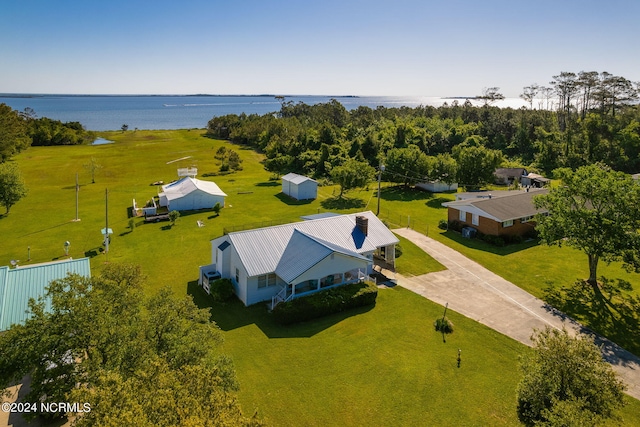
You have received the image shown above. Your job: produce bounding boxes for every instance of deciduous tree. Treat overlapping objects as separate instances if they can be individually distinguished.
[0,264,260,426]
[534,164,640,288]
[330,158,375,197]
[0,103,30,161]
[453,140,503,190]
[0,162,28,214]
[517,327,626,426]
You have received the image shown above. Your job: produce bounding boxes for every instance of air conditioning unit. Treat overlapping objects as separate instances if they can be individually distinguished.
[462,227,477,239]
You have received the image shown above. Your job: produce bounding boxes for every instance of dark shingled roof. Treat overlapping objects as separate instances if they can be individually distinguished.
[444,188,549,221]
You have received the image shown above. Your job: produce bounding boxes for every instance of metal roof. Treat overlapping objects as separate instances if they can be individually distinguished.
[300,212,341,221]
[161,177,227,200]
[275,230,368,283]
[282,173,317,185]
[0,258,92,331]
[225,211,398,278]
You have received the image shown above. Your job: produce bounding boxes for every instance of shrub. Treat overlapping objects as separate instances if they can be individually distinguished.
[273,281,378,325]
[481,234,505,247]
[434,317,454,334]
[438,219,448,230]
[448,220,464,232]
[210,278,235,302]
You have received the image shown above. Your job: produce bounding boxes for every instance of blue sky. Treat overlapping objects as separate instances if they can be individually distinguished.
[1,0,638,97]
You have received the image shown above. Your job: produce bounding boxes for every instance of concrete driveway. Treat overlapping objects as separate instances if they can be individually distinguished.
[392,228,640,401]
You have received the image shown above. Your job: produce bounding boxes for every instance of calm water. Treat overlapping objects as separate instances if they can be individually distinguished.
[0,94,527,131]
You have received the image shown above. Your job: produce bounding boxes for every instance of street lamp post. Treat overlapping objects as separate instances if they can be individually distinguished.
[376,164,385,216]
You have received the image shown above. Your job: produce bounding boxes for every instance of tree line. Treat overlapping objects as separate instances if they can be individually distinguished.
[0,104,94,162]
[207,71,639,189]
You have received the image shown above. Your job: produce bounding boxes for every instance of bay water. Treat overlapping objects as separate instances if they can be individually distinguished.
[0,94,527,131]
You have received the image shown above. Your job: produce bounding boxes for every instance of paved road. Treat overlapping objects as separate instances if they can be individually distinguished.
[392,228,640,401]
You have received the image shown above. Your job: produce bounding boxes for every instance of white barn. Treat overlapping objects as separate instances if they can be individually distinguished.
[159,177,227,212]
[281,173,318,200]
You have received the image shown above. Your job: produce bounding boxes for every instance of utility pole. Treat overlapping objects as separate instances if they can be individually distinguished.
[73,172,80,221]
[102,188,112,262]
[376,164,385,216]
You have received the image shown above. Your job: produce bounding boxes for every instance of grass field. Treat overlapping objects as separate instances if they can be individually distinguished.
[3,130,640,425]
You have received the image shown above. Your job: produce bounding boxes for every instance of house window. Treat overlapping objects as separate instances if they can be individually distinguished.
[235,268,240,284]
[502,220,514,227]
[472,214,479,226]
[521,215,534,223]
[258,273,277,288]
[459,210,466,222]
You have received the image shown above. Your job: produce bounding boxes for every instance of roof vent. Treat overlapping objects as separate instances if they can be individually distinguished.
[356,215,368,236]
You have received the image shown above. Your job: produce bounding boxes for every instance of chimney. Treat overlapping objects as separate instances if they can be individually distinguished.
[356,215,369,236]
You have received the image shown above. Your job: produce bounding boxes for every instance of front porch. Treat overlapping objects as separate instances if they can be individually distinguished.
[270,268,375,310]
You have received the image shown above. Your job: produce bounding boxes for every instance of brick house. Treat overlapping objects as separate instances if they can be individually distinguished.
[442,188,548,237]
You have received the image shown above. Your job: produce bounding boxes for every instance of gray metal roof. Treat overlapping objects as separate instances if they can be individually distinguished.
[0,258,92,331]
[282,173,317,185]
[225,211,398,278]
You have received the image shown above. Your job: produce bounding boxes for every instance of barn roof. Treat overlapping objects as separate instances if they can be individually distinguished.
[162,177,227,201]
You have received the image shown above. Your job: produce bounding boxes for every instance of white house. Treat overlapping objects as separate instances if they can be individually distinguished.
[199,211,398,307]
[281,173,318,200]
[158,177,227,212]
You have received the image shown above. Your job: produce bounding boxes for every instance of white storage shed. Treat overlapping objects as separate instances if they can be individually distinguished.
[281,173,318,200]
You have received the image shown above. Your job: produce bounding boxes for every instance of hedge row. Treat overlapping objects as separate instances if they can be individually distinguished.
[272,281,378,325]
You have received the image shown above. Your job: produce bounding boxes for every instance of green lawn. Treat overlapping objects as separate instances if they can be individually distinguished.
[3,130,640,425]
[191,284,640,426]
[394,233,445,277]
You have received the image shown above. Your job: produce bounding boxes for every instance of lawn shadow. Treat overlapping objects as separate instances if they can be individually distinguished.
[439,230,539,255]
[255,181,280,187]
[543,277,640,358]
[275,192,313,206]
[380,185,434,202]
[320,196,365,210]
[426,196,451,209]
[187,280,375,338]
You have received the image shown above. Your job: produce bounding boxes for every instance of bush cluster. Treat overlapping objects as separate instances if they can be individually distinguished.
[434,317,454,334]
[210,278,236,302]
[447,220,464,232]
[272,281,378,325]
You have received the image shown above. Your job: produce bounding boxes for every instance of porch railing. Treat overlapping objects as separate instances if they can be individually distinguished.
[270,271,376,310]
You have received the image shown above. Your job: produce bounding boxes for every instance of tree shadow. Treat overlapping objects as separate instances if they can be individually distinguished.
[320,196,365,210]
[543,277,640,356]
[186,280,374,338]
[425,197,451,209]
[255,181,280,187]
[380,185,434,202]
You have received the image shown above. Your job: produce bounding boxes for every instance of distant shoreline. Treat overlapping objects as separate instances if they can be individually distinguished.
[0,93,363,99]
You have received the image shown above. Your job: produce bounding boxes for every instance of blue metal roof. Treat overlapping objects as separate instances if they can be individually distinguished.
[0,258,92,331]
